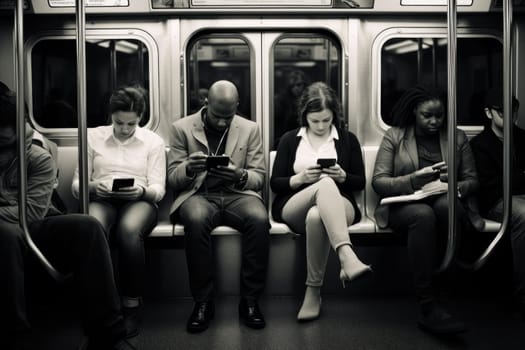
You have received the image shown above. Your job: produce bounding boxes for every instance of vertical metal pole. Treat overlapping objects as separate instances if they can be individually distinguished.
[76,0,89,213]
[417,38,423,84]
[439,0,458,272]
[14,0,63,281]
[110,40,117,91]
[502,0,513,239]
[457,0,513,271]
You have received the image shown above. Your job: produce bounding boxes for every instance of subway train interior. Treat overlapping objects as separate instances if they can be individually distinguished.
[2,0,525,349]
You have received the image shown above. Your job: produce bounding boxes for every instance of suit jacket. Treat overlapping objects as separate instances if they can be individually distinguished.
[470,125,525,215]
[372,126,479,228]
[167,109,266,219]
[270,127,365,223]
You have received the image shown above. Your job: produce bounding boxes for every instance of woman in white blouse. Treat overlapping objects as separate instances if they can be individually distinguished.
[271,82,371,321]
[72,86,166,336]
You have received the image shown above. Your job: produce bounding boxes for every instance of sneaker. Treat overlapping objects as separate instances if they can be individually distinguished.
[418,302,466,335]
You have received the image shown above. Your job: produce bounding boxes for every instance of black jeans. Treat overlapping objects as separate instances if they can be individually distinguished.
[0,214,123,338]
[90,199,158,298]
[388,194,466,305]
[177,192,270,302]
[487,195,525,303]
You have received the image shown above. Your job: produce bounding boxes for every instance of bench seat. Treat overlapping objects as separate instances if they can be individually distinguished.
[57,146,503,240]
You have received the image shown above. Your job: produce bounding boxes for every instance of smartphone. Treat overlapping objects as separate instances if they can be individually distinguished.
[111,177,135,191]
[431,161,446,171]
[317,158,337,169]
[206,155,230,169]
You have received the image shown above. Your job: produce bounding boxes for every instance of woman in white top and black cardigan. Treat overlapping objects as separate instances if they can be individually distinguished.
[72,86,166,337]
[271,82,371,322]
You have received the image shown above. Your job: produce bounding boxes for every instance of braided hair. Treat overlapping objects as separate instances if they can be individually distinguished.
[390,85,446,127]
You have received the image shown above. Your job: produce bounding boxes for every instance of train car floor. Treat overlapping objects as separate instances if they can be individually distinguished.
[25,295,525,350]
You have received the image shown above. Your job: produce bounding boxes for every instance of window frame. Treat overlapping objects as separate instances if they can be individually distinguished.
[25,28,159,138]
[372,27,503,135]
[184,32,256,120]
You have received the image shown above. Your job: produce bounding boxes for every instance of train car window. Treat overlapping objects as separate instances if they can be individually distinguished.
[187,36,252,119]
[381,37,502,126]
[31,38,150,129]
[272,35,341,149]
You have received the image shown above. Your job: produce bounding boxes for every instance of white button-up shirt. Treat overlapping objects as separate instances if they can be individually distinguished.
[293,125,339,174]
[72,125,166,202]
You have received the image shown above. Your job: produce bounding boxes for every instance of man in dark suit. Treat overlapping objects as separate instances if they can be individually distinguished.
[167,80,270,333]
[470,88,525,321]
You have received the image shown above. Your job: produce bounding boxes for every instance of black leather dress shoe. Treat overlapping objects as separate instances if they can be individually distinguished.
[187,301,215,333]
[238,298,266,329]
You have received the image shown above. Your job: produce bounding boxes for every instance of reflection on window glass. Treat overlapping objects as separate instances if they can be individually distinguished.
[272,35,341,149]
[31,38,149,128]
[381,37,502,126]
[187,36,251,119]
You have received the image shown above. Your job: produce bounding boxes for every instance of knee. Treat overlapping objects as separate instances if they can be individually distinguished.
[411,206,437,228]
[68,214,107,243]
[116,219,148,241]
[0,224,24,251]
[180,206,213,227]
[317,176,338,190]
[305,207,322,226]
[246,206,270,228]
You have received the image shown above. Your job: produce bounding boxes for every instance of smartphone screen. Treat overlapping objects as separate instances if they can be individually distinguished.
[206,155,230,169]
[111,178,135,191]
[316,158,336,169]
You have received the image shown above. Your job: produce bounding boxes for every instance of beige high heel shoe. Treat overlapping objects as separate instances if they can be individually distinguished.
[297,286,322,322]
[339,264,372,288]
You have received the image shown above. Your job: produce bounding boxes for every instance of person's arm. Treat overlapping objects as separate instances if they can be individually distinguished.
[372,128,414,197]
[338,131,366,194]
[0,150,56,224]
[239,122,266,192]
[71,136,96,199]
[270,132,295,194]
[167,122,197,191]
[456,130,479,197]
[144,139,167,203]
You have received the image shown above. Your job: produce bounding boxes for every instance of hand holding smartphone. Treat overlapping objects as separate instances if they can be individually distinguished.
[316,158,337,169]
[111,177,135,191]
[206,155,230,170]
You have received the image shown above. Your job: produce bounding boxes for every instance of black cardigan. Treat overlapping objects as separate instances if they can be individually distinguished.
[270,127,365,223]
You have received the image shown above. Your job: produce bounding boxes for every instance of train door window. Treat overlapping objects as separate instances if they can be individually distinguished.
[187,36,252,119]
[381,37,502,126]
[30,38,150,129]
[272,35,341,149]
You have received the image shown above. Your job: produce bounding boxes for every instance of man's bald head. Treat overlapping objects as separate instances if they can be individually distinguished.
[204,80,239,132]
[207,80,239,114]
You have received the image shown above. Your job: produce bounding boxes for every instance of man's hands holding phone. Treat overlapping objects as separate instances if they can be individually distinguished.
[185,152,243,183]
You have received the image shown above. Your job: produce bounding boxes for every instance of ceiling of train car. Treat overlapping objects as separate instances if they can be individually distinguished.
[0,0,510,15]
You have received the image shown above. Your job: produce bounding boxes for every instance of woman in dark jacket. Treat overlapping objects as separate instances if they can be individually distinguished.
[372,85,478,335]
[271,82,371,322]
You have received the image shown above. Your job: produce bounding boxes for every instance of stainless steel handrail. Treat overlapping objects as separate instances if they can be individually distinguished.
[437,0,458,273]
[14,0,65,282]
[76,0,89,214]
[458,0,513,271]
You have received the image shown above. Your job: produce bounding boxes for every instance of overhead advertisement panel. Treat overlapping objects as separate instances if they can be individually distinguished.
[191,0,332,6]
[48,0,129,7]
